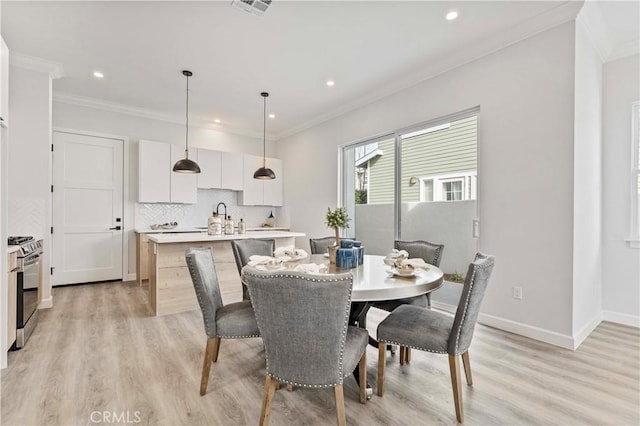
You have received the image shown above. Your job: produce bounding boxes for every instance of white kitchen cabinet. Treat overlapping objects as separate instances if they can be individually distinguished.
[196,148,222,189]
[138,140,197,204]
[238,154,283,206]
[170,145,198,204]
[197,149,243,191]
[263,157,283,206]
[221,151,244,190]
[139,140,171,203]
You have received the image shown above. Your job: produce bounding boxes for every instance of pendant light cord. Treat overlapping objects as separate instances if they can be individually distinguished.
[185,74,190,159]
[263,94,267,168]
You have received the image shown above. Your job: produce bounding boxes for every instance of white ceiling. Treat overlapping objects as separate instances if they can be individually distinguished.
[1,1,637,139]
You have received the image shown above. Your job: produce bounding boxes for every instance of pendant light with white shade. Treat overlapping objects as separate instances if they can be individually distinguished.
[173,70,201,174]
[253,92,276,180]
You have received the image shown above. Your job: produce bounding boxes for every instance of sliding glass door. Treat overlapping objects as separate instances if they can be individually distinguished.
[341,134,396,255]
[398,113,479,277]
[341,109,479,282]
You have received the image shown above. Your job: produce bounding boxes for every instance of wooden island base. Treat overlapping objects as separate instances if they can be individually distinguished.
[146,237,295,316]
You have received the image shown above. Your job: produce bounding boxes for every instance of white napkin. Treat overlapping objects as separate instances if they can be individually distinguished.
[384,249,409,266]
[400,258,430,270]
[389,249,409,258]
[248,255,277,266]
[293,263,328,274]
[274,246,308,259]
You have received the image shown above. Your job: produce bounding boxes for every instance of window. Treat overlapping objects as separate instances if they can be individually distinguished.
[420,172,477,202]
[631,101,640,247]
[340,108,479,262]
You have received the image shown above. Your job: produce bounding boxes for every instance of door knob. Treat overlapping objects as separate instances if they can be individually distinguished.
[109,226,122,231]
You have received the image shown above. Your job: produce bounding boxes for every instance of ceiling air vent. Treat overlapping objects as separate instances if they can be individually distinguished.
[231,0,272,16]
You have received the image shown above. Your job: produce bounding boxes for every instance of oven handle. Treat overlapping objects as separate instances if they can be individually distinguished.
[20,253,41,269]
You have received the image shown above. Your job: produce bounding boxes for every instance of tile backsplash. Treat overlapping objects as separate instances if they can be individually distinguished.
[135,189,283,229]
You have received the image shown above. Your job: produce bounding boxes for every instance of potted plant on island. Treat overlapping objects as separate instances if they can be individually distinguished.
[325,207,350,264]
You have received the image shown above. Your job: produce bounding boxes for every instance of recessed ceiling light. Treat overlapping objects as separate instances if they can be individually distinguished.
[268,113,275,119]
[446,11,458,21]
[93,71,104,79]
[326,80,335,87]
[214,119,221,124]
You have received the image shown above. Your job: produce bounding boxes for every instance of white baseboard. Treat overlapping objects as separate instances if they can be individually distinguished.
[572,312,603,350]
[603,310,640,328]
[432,303,639,349]
[432,301,574,349]
[125,273,137,282]
[38,296,53,309]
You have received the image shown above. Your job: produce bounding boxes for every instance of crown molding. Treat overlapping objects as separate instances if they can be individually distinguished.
[576,10,609,62]
[10,52,65,79]
[275,1,582,140]
[608,39,640,62]
[577,1,639,63]
[53,92,271,141]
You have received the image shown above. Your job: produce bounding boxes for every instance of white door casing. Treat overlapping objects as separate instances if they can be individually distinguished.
[52,131,124,285]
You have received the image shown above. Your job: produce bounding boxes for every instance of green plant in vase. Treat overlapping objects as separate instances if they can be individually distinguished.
[326,207,350,245]
[325,207,350,263]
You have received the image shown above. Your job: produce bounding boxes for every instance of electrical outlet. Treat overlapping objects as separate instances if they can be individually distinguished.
[512,287,523,300]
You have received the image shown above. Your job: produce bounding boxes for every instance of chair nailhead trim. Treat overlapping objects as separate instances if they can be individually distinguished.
[378,339,447,355]
[217,334,260,339]
[267,374,343,388]
[453,257,494,355]
[247,270,353,387]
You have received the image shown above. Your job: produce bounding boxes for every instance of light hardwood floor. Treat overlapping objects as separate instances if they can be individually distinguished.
[2,281,638,425]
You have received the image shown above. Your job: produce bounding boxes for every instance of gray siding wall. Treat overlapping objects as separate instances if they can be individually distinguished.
[367,138,395,204]
[367,116,477,204]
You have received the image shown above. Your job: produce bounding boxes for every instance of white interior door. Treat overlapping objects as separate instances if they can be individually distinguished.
[52,131,123,285]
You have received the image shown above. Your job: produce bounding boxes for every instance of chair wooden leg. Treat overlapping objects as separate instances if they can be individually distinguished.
[334,385,346,426]
[259,376,278,426]
[377,341,386,396]
[426,292,432,308]
[200,338,217,396]
[405,347,411,363]
[286,384,293,392]
[448,354,464,423]
[461,351,473,385]
[399,346,405,365]
[212,337,221,362]
[358,351,367,404]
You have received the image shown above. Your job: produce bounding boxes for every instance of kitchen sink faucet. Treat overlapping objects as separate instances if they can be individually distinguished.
[216,202,227,219]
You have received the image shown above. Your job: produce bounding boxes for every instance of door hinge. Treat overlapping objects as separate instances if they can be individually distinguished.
[51,185,54,193]
[50,267,54,275]
[50,226,53,234]
[51,144,54,152]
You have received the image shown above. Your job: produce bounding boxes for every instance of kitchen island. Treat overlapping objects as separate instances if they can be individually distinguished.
[143,231,305,316]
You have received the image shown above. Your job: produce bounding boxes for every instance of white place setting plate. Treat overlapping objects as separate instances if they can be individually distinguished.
[389,267,418,277]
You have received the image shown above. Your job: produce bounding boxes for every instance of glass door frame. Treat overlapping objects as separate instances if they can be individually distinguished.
[339,105,480,241]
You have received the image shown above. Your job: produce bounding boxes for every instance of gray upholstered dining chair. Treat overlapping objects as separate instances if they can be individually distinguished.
[309,236,339,255]
[185,247,261,396]
[231,239,275,300]
[376,252,495,423]
[243,267,369,426]
[372,239,444,362]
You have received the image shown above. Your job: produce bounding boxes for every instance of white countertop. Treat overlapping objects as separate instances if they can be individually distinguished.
[7,246,20,254]
[146,231,305,244]
[135,226,290,234]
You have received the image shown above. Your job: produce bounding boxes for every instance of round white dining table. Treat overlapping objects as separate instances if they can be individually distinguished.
[303,254,444,303]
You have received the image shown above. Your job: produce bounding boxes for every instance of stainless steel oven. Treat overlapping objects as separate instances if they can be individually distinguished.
[8,236,42,349]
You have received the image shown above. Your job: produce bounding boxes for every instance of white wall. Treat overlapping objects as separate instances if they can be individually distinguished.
[8,65,52,307]
[278,22,578,344]
[0,33,8,369]
[572,17,603,342]
[602,54,640,325]
[52,102,278,280]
